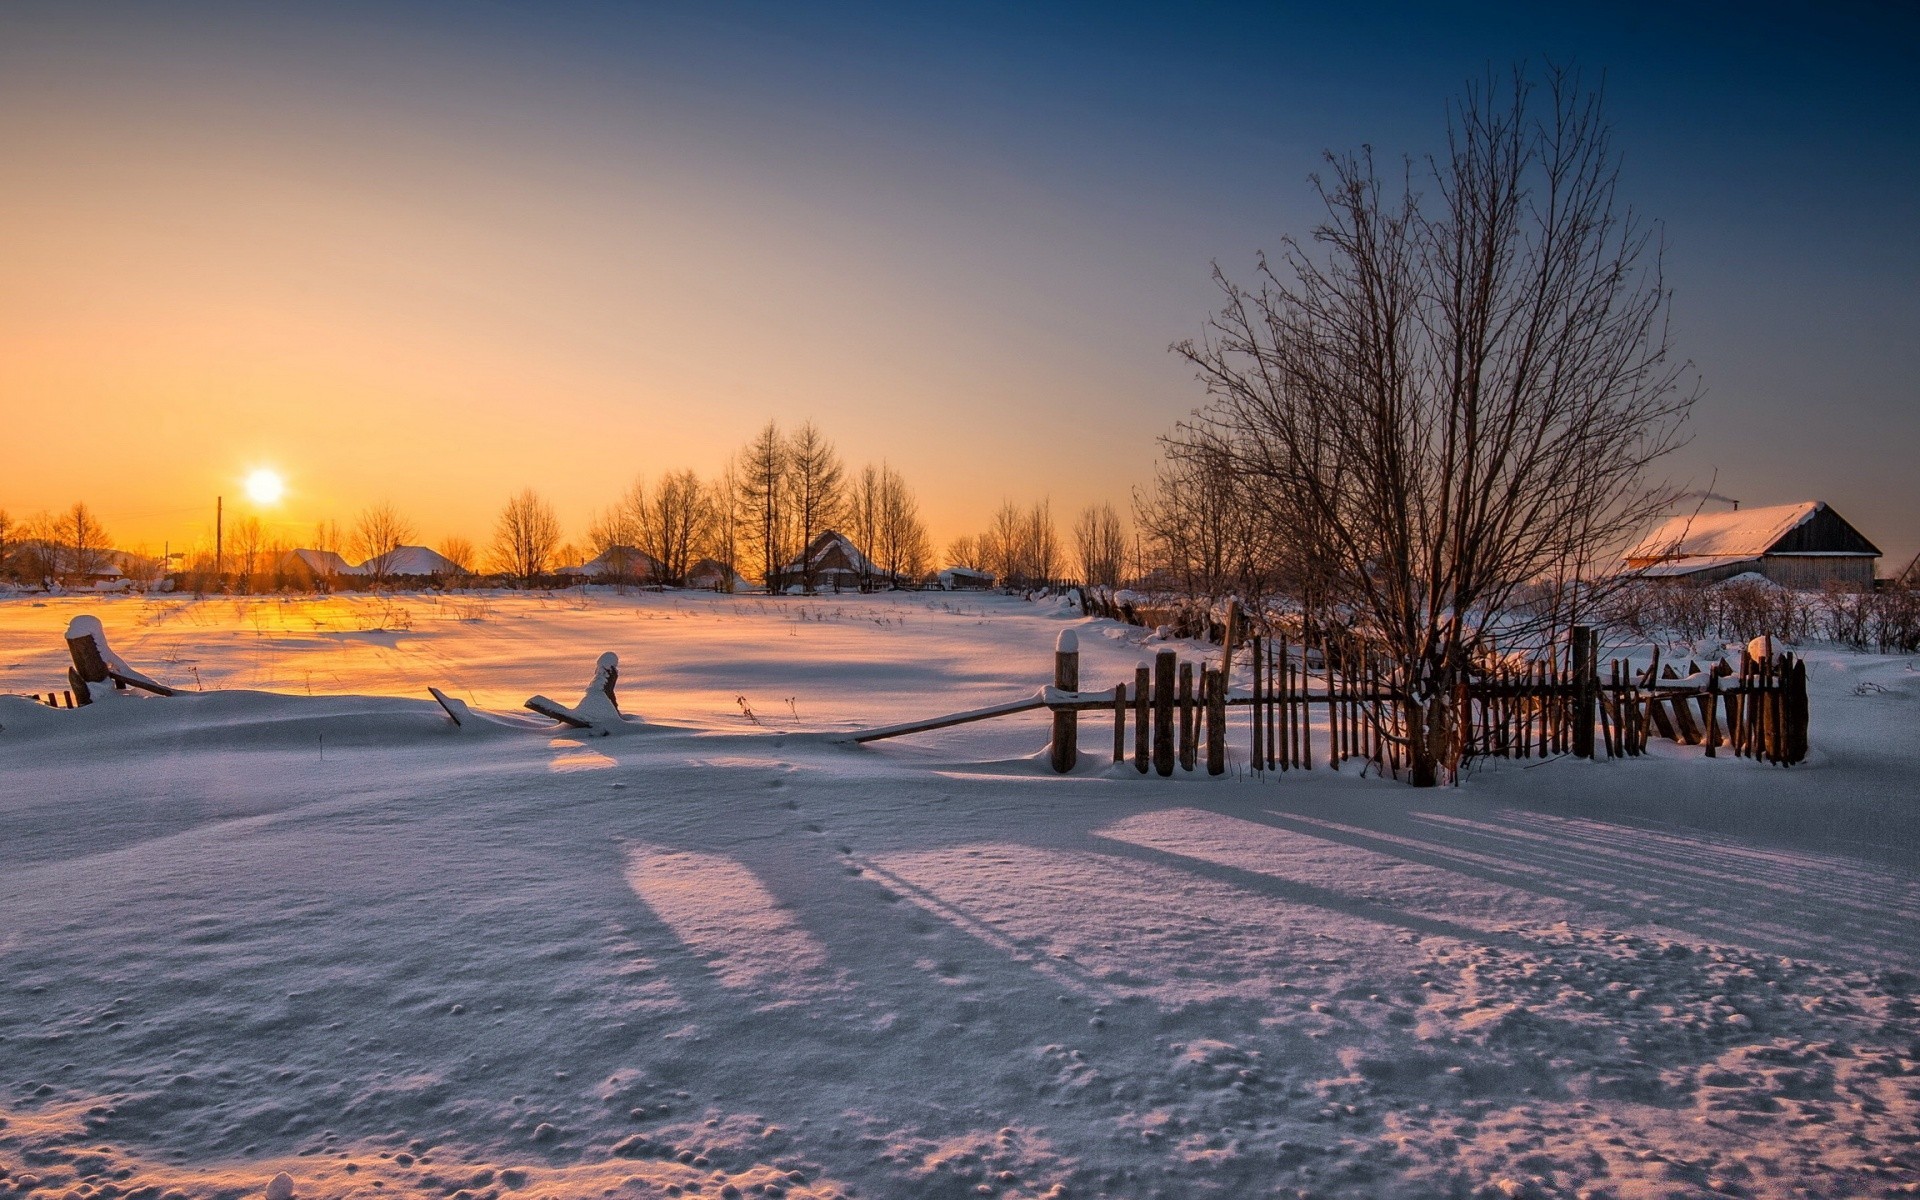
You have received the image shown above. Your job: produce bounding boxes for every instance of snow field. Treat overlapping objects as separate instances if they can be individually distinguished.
[1,590,1918,1199]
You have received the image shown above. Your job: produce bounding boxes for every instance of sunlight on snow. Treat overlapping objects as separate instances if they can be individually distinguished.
[1093,807,1564,935]
[623,845,839,1001]
[546,737,618,772]
[866,842,1379,1005]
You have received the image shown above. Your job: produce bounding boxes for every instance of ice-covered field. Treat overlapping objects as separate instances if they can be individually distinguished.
[2,590,1917,1200]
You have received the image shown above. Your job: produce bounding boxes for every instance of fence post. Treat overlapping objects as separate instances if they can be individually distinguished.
[1113,683,1127,764]
[1571,626,1596,759]
[1206,666,1227,776]
[1134,664,1150,773]
[1178,662,1196,772]
[66,624,114,708]
[1250,635,1264,773]
[1050,629,1079,774]
[1153,650,1176,777]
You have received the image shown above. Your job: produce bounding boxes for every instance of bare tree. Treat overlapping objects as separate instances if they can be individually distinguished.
[0,509,14,583]
[736,422,788,591]
[491,490,563,587]
[873,464,929,585]
[637,469,715,586]
[588,480,647,585]
[1021,500,1061,586]
[230,515,267,590]
[945,534,983,572]
[437,536,476,578]
[785,421,846,592]
[1074,502,1128,588]
[1133,429,1284,600]
[61,503,114,586]
[704,463,742,591]
[1171,67,1694,785]
[848,464,883,589]
[352,502,416,585]
[982,500,1023,586]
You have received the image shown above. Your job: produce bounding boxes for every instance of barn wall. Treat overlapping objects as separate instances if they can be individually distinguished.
[1769,506,1881,556]
[1760,555,1877,590]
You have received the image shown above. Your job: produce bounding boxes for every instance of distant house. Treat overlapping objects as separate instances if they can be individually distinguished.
[686,557,750,592]
[935,565,995,590]
[1625,501,1881,589]
[284,548,364,578]
[557,544,664,583]
[773,530,886,592]
[380,545,462,579]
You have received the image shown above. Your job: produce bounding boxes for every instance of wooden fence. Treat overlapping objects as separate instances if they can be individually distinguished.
[852,625,1812,777]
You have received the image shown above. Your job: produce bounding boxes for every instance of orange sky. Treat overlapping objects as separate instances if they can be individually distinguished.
[0,10,1183,557]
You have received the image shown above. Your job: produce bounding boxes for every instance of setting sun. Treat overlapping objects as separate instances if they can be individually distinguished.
[244,468,284,505]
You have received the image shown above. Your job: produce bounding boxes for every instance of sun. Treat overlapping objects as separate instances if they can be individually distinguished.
[244,468,285,505]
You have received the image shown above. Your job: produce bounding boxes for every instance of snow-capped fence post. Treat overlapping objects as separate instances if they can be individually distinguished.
[1049,630,1079,774]
[1152,650,1176,777]
[65,628,113,706]
[1571,626,1597,759]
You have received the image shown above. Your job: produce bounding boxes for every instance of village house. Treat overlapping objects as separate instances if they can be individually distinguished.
[1625,500,1881,589]
[556,544,664,584]
[772,530,887,592]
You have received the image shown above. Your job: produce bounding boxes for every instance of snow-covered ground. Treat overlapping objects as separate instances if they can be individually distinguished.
[2,590,1917,1200]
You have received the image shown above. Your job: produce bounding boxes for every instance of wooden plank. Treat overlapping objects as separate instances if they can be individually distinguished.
[526,696,595,728]
[428,686,467,726]
[1112,684,1127,764]
[848,694,1048,743]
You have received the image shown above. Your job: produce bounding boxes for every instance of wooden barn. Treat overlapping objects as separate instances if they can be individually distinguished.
[1625,501,1881,589]
[772,530,886,592]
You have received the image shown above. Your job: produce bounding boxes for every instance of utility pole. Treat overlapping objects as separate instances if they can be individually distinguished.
[215,496,223,578]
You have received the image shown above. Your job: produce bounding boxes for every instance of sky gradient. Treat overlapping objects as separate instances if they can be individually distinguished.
[3,2,1915,568]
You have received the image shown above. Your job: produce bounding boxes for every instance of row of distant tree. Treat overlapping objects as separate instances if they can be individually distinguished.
[0,422,1163,594]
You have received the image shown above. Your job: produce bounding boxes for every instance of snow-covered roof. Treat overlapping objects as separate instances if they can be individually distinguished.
[779,530,880,577]
[286,548,364,576]
[1631,554,1758,578]
[558,545,664,577]
[1627,502,1821,562]
[938,566,994,582]
[378,546,460,576]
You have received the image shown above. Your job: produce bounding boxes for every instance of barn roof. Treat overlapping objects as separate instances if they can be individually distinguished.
[1627,501,1879,563]
[779,530,880,577]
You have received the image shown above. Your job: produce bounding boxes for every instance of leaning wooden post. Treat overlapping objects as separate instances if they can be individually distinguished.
[1571,626,1596,760]
[1049,629,1079,774]
[1134,663,1151,773]
[1152,649,1176,777]
[1206,666,1227,776]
